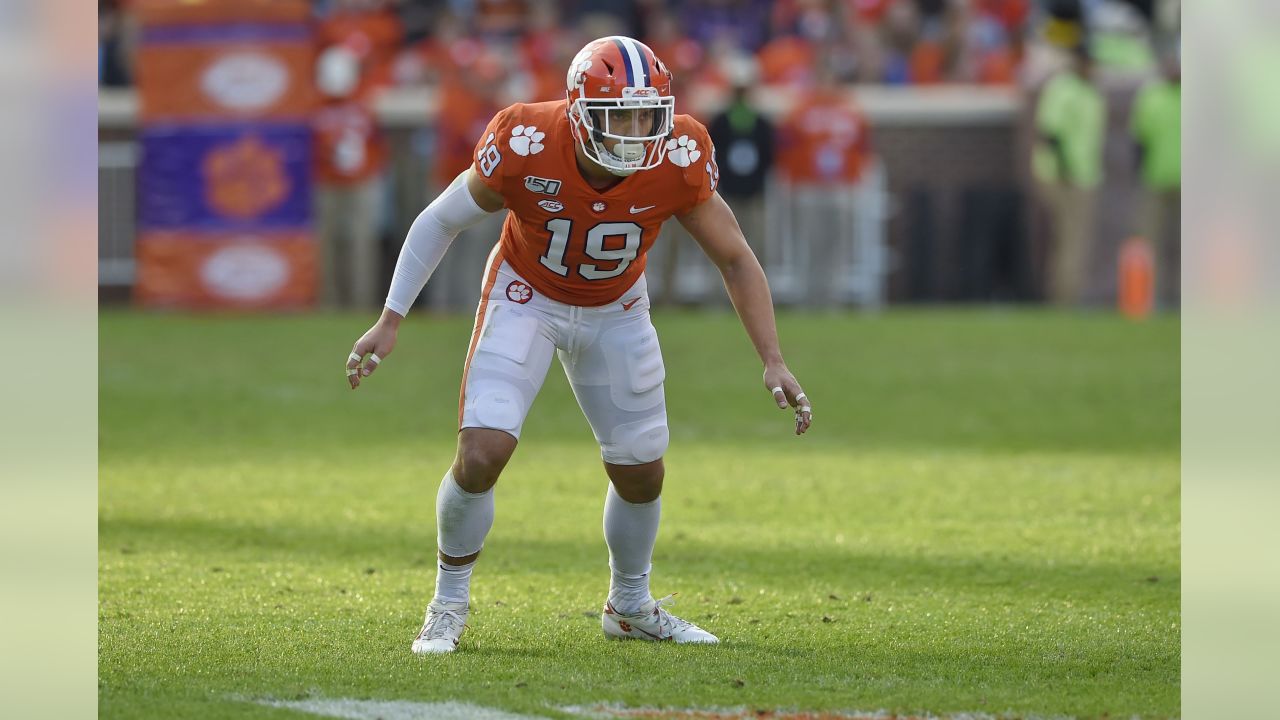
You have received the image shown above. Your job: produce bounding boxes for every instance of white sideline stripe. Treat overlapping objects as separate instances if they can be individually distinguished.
[247,697,1077,720]
[558,705,1077,720]
[256,698,548,720]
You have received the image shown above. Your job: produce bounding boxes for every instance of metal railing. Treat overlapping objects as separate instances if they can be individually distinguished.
[98,141,138,287]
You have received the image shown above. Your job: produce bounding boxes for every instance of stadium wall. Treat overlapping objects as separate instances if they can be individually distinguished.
[100,86,1033,305]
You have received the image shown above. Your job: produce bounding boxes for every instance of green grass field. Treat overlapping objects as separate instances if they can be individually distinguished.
[99,309,1180,720]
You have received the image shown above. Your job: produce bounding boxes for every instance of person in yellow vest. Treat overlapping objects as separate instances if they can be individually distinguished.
[1131,51,1181,310]
[1033,45,1105,306]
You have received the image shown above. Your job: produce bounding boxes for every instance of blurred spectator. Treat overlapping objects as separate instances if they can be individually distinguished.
[967,0,1029,84]
[757,25,818,88]
[874,0,919,84]
[708,67,776,263]
[687,34,747,111]
[907,0,967,84]
[777,60,873,306]
[765,0,864,84]
[315,0,403,91]
[423,49,510,308]
[394,11,472,87]
[518,2,575,102]
[1032,45,1105,306]
[655,53,776,306]
[1090,0,1156,73]
[473,0,529,39]
[312,0,402,308]
[432,51,508,189]
[778,64,873,185]
[564,0,642,36]
[98,0,1070,90]
[99,0,136,87]
[645,10,705,92]
[313,48,390,309]
[681,0,772,54]
[1130,50,1180,309]
[1021,0,1084,87]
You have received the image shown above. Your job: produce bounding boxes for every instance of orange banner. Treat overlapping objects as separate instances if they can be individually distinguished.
[133,0,311,25]
[136,39,316,121]
[135,232,317,309]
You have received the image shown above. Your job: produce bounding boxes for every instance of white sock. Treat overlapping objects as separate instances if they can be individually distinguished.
[432,469,494,606]
[603,483,660,614]
[433,560,475,605]
[435,469,494,558]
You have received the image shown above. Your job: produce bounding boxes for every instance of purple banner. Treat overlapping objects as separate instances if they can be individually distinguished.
[141,22,311,45]
[138,123,312,230]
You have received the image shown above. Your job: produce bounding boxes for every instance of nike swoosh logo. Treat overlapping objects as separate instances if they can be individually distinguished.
[634,625,668,641]
[621,297,641,310]
[629,205,656,214]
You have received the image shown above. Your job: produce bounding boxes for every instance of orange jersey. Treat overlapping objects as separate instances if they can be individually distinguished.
[778,91,872,184]
[314,9,402,99]
[471,100,719,307]
[313,100,387,184]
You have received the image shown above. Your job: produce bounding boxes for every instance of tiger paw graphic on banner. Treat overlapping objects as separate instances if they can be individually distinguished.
[135,1,318,310]
[202,135,291,220]
[139,125,311,229]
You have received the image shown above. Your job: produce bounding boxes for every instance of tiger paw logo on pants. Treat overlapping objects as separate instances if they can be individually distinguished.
[506,281,533,304]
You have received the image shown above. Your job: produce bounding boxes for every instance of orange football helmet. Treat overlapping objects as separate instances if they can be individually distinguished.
[566,36,675,176]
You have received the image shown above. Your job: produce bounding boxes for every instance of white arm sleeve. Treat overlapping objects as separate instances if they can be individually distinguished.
[384,172,495,316]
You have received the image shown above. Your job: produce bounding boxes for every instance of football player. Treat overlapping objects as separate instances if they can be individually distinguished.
[344,36,813,653]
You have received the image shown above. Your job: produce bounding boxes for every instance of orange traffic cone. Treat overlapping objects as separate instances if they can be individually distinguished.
[1118,236,1154,319]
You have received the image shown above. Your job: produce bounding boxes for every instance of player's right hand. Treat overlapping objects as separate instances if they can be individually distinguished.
[346,317,399,390]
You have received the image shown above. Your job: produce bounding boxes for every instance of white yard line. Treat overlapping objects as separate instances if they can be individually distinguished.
[250,697,1083,720]
[558,705,1080,720]
[257,698,549,720]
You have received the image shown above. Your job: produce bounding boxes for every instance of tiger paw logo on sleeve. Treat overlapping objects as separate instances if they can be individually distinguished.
[508,125,546,156]
[665,135,701,168]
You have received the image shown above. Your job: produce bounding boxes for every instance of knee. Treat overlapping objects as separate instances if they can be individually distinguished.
[453,434,514,493]
[607,459,665,504]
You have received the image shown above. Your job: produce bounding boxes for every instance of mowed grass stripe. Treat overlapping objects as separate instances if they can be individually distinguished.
[99,309,1179,719]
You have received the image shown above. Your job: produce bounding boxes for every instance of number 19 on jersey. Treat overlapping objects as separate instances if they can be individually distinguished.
[539,219,643,281]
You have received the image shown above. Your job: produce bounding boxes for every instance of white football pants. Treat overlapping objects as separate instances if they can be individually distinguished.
[458,247,669,466]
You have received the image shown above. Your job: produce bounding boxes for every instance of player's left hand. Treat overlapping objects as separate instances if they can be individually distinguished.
[764,363,812,436]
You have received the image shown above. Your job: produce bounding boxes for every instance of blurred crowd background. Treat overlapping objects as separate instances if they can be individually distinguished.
[97,0,1181,314]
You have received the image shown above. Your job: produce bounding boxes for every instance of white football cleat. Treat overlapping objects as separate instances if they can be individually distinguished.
[602,594,719,644]
[411,600,468,655]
